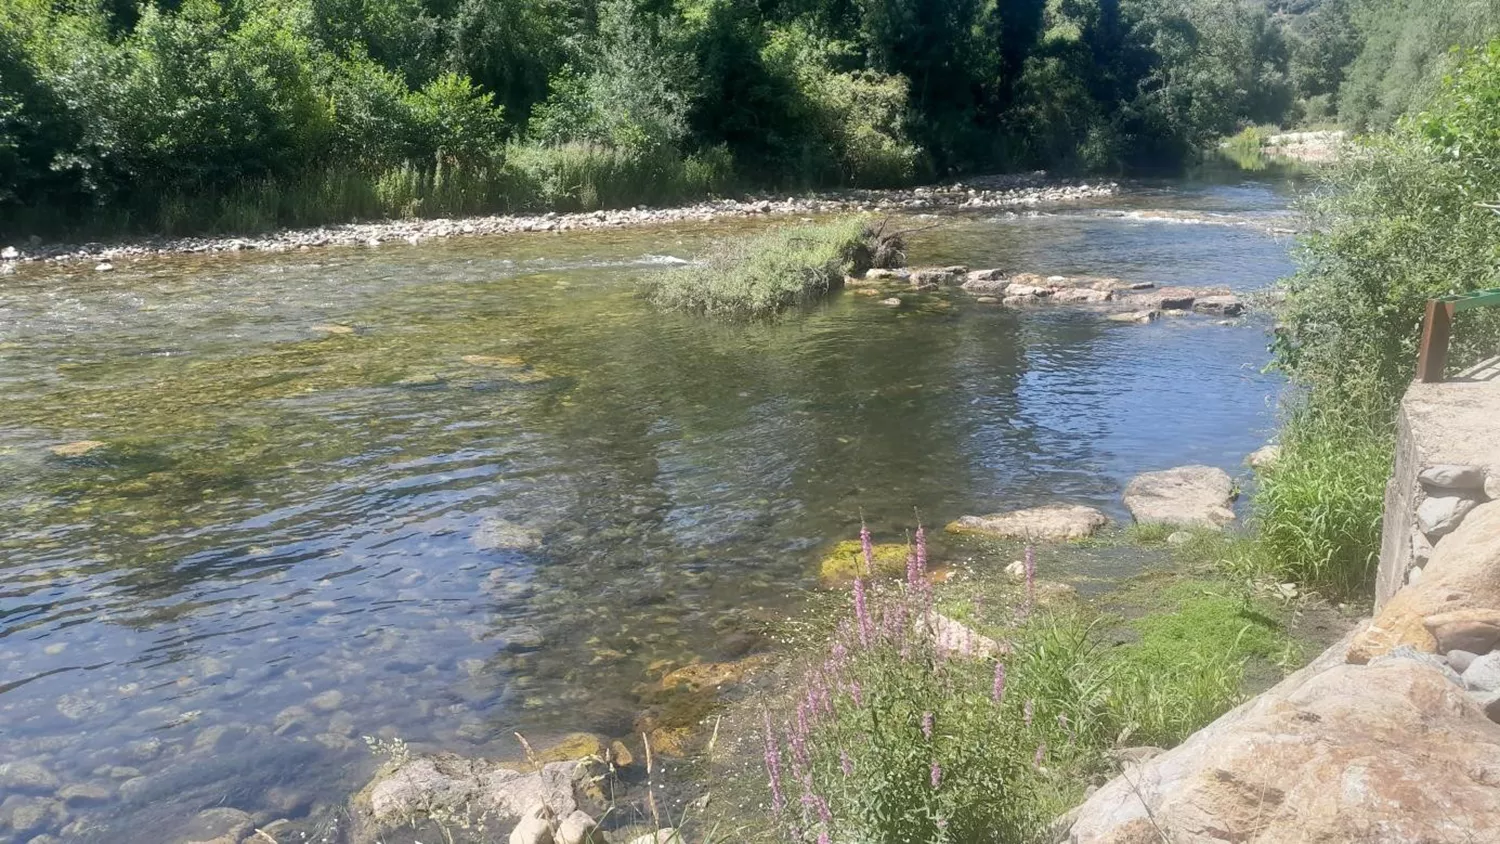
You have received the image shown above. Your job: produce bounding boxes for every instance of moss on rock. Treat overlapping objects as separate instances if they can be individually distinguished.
[818,539,909,587]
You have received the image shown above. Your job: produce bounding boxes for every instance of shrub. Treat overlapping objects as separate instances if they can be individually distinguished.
[642,217,899,319]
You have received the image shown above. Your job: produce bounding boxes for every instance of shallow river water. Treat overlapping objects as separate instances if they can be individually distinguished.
[0,176,1297,842]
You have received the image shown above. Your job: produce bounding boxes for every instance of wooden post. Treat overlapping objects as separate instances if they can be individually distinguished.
[1416,299,1454,383]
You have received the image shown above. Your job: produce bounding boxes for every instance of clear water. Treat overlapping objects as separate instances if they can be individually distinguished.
[0,176,1297,842]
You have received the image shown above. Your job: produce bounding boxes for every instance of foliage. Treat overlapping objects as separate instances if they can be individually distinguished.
[642,217,887,319]
[1266,41,1500,595]
[0,0,1366,235]
[765,528,1295,842]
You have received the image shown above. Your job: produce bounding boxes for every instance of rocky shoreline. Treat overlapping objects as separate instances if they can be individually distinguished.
[0,175,1115,268]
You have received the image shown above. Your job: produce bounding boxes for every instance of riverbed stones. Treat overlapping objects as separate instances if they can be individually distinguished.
[658,655,773,694]
[946,504,1108,542]
[1191,294,1244,317]
[1065,654,1500,843]
[1052,287,1112,304]
[1139,286,1197,310]
[1,796,66,835]
[509,804,556,844]
[0,760,60,793]
[47,440,106,458]
[908,266,966,285]
[309,689,345,712]
[473,517,545,551]
[556,809,600,844]
[179,807,253,844]
[1122,466,1236,528]
[1107,309,1158,323]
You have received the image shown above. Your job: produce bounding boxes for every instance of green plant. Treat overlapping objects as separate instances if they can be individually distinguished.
[642,217,894,319]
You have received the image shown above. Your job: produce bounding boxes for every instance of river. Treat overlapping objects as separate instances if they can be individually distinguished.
[0,174,1298,843]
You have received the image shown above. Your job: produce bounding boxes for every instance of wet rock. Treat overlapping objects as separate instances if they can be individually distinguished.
[851,286,883,296]
[1107,309,1158,323]
[328,710,357,737]
[1139,286,1196,310]
[274,705,312,736]
[879,297,902,306]
[56,783,112,806]
[529,733,609,764]
[1192,294,1245,317]
[55,692,105,720]
[818,540,910,586]
[0,759,60,793]
[1052,287,1112,304]
[354,754,590,841]
[48,440,107,458]
[474,517,545,551]
[863,268,906,280]
[500,625,547,652]
[1123,465,1237,528]
[946,504,1109,542]
[1,796,65,835]
[975,295,1000,303]
[125,737,162,762]
[309,689,345,712]
[179,807,253,844]
[1419,464,1487,491]
[658,655,773,694]
[908,267,964,285]
[1246,444,1280,472]
[1417,494,1479,539]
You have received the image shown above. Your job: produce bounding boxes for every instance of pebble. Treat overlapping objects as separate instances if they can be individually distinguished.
[57,783,113,806]
[16,180,1120,266]
[309,689,345,712]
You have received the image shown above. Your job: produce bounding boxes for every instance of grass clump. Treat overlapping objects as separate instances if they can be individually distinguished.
[642,217,903,319]
[763,527,1296,843]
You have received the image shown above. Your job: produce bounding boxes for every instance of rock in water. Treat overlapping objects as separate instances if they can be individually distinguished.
[473,517,545,551]
[1192,294,1245,317]
[946,505,1109,542]
[1065,653,1500,843]
[1123,465,1236,528]
[1246,444,1280,471]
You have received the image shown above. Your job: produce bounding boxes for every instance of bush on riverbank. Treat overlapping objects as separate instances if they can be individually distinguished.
[762,529,1295,843]
[1262,40,1500,594]
[643,217,899,319]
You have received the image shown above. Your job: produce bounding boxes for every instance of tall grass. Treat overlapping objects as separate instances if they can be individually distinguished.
[642,217,895,319]
[1251,411,1392,593]
[764,527,1293,843]
[6,143,739,239]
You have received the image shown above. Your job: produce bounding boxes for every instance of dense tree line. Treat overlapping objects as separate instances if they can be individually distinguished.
[1,0,1496,233]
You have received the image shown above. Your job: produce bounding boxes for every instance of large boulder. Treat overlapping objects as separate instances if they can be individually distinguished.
[1122,466,1236,528]
[1066,649,1500,843]
[946,504,1108,542]
[1349,500,1500,663]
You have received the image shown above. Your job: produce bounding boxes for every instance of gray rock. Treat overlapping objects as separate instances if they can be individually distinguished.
[57,783,112,806]
[1407,565,1423,586]
[1371,645,1463,687]
[178,807,253,844]
[500,625,547,652]
[473,518,545,551]
[1464,652,1500,693]
[1417,494,1479,539]
[947,504,1109,542]
[1123,465,1237,528]
[1411,528,1434,567]
[1419,464,1486,490]
[0,760,60,793]
[1449,650,1480,674]
[1192,294,1245,317]
[627,831,681,844]
[1107,309,1158,323]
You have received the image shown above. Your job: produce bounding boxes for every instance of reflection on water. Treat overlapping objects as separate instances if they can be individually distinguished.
[0,178,1295,842]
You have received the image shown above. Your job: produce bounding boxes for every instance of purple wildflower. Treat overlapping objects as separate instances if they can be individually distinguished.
[762,712,785,813]
[915,523,927,578]
[1024,698,1034,728]
[818,833,830,844]
[860,521,874,576]
[840,749,854,776]
[906,545,920,589]
[921,711,934,741]
[852,576,872,647]
[930,761,942,789]
[991,662,1007,704]
[1034,742,1047,768]
[849,680,863,708]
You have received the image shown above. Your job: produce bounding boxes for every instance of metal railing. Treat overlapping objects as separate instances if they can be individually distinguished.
[1416,288,1500,382]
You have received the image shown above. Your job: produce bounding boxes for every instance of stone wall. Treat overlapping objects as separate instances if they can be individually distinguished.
[1375,375,1500,610]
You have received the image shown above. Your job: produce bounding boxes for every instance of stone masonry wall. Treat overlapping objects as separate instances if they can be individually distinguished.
[1375,376,1500,610]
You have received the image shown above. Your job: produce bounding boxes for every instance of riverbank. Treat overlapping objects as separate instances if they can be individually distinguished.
[0,176,1114,268]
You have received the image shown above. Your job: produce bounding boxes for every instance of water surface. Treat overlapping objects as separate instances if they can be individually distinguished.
[0,177,1296,842]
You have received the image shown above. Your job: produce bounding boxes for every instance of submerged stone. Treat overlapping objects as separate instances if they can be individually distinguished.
[946,504,1108,542]
[48,440,106,458]
[818,540,910,586]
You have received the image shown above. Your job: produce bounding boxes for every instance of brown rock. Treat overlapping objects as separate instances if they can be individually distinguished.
[1349,501,1500,663]
[1424,608,1500,654]
[658,655,772,693]
[1066,654,1500,843]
